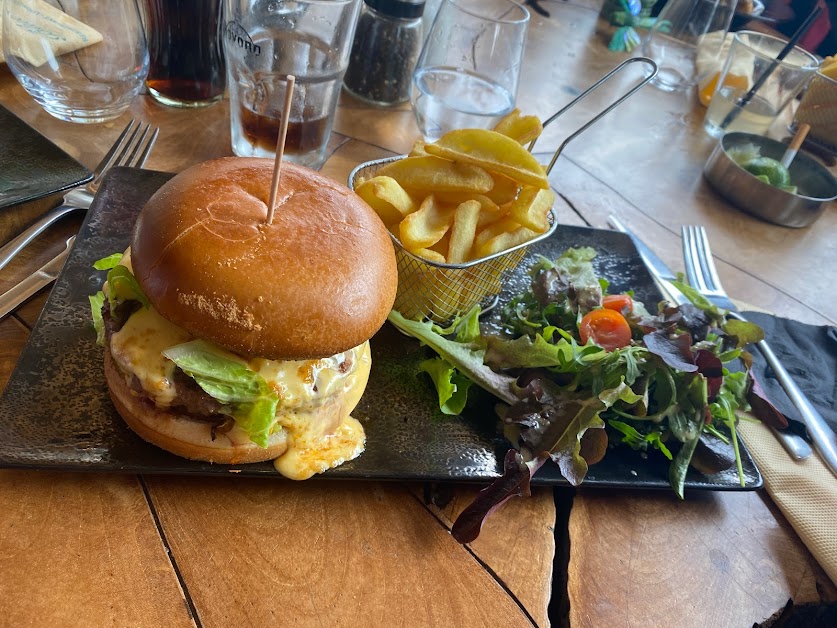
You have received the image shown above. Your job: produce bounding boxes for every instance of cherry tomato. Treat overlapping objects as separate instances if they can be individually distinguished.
[602,294,633,314]
[579,309,632,351]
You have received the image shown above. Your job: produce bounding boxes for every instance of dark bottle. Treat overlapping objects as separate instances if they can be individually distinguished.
[343,0,425,106]
[145,0,226,107]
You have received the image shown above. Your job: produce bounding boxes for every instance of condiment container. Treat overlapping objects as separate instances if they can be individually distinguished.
[343,0,425,106]
[704,132,837,228]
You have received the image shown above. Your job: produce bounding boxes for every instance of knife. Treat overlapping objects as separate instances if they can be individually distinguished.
[0,236,74,320]
[607,216,687,306]
[607,215,815,462]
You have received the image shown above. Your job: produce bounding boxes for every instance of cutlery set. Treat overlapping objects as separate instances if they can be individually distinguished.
[0,120,158,318]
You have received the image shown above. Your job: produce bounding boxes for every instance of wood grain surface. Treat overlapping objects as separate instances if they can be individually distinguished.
[1,2,836,627]
[146,478,539,628]
[0,471,194,628]
[568,490,837,628]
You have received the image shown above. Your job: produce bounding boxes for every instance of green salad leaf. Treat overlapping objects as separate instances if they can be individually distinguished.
[93,253,124,270]
[89,292,106,346]
[419,358,474,415]
[387,311,518,405]
[162,340,279,447]
[391,246,774,541]
[106,265,150,310]
[90,253,151,344]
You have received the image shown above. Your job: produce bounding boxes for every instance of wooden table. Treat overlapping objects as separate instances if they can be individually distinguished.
[1,2,835,626]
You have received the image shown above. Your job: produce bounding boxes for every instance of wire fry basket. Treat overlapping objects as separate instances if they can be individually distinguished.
[348,58,658,324]
[350,154,557,321]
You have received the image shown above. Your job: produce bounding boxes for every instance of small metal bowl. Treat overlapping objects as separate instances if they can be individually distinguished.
[703,132,837,228]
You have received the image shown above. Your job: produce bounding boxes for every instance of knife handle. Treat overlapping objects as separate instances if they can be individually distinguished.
[0,204,82,272]
[769,425,813,461]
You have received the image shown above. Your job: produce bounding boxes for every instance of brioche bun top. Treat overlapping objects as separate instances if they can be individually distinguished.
[130,157,397,360]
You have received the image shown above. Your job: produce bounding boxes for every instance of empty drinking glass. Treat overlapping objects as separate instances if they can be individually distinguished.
[641,0,735,92]
[411,0,529,142]
[2,0,149,123]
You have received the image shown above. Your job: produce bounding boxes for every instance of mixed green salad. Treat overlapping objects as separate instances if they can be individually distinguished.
[388,248,781,542]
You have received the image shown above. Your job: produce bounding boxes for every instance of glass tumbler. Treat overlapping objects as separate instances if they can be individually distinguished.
[2,0,149,123]
[641,0,735,93]
[223,0,361,170]
[145,0,227,108]
[703,31,819,138]
[411,0,529,142]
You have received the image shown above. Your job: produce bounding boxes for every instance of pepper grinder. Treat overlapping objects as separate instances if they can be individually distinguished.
[343,0,426,106]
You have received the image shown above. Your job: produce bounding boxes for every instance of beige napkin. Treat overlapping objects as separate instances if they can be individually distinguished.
[739,421,837,586]
[0,0,103,66]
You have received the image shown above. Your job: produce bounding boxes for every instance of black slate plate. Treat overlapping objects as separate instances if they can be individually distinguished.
[0,105,93,210]
[0,167,762,492]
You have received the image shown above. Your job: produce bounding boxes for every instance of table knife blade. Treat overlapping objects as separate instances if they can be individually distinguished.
[0,237,74,320]
[607,215,692,307]
[607,216,814,462]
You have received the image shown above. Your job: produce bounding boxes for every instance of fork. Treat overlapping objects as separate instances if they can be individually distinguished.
[682,225,837,476]
[0,120,159,272]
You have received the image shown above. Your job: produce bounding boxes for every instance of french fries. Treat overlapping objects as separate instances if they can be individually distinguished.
[354,114,554,268]
[354,176,416,225]
[377,155,493,194]
[492,108,543,145]
[424,129,549,189]
[399,195,454,250]
[447,200,481,264]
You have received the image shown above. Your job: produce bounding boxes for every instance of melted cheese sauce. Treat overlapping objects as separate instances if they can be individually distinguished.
[272,342,370,480]
[110,307,191,406]
[108,275,370,479]
[250,351,356,410]
[273,415,366,480]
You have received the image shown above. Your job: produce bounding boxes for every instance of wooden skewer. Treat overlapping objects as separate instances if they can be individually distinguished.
[779,123,811,170]
[266,75,296,225]
[788,123,811,152]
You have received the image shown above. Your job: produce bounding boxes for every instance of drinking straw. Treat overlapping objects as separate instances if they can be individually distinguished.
[719,6,823,131]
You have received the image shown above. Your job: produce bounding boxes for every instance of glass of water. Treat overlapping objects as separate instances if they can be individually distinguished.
[703,31,818,138]
[2,0,148,124]
[411,0,529,142]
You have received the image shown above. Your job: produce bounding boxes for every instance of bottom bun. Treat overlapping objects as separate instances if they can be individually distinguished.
[105,350,288,464]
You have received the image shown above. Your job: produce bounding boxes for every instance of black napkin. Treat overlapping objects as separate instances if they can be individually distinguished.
[742,311,837,436]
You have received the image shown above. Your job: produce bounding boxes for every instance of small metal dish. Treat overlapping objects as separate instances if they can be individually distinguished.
[704,132,837,228]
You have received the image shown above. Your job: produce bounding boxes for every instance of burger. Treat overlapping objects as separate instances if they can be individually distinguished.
[91,157,397,479]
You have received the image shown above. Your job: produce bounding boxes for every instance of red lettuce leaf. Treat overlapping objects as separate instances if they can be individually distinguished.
[506,378,606,486]
[451,450,548,544]
[643,331,697,372]
[695,350,723,401]
[746,372,789,429]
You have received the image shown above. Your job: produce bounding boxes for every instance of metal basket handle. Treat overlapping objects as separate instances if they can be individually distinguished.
[530,57,658,175]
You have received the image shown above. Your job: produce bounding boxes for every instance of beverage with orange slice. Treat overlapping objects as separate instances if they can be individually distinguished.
[701,31,818,138]
[698,71,749,107]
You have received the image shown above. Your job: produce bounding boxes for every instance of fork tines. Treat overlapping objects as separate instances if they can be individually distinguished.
[91,120,159,190]
[682,225,723,295]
